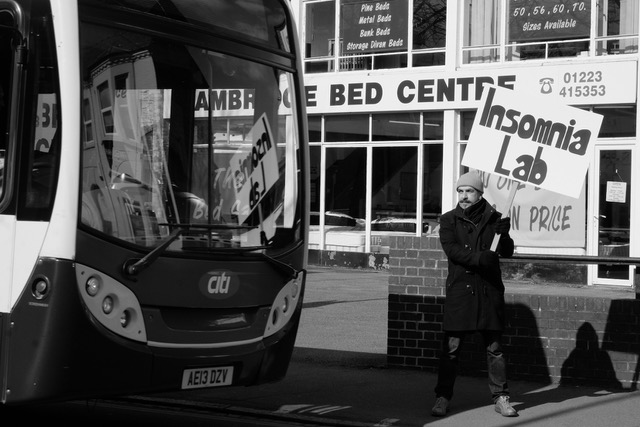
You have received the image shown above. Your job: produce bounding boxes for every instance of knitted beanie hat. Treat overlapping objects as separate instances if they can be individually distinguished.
[456,171,483,193]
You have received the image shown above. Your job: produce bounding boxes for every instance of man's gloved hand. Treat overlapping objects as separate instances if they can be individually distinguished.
[479,250,499,270]
[494,217,511,235]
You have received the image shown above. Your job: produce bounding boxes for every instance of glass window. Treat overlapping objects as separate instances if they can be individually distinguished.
[23,13,60,216]
[372,112,420,141]
[462,0,501,64]
[422,143,443,221]
[305,0,428,72]
[593,105,637,137]
[372,146,418,230]
[325,114,369,142]
[304,0,336,73]
[325,147,366,220]
[460,0,639,63]
[310,145,321,214]
[308,115,322,142]
[506,0,591,61]
[597,149,631,279]
[79,15,302,251]
[0,14,13,205]
[596,0,639,55]
[423,111,444,140]
[459,110,476,140]
[412,0,447,67]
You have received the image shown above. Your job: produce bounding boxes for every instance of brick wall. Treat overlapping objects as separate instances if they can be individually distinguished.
[387,235,640,389]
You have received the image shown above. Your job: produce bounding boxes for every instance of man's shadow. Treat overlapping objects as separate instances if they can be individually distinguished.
[513,320,627,414]
[443,304,628,417]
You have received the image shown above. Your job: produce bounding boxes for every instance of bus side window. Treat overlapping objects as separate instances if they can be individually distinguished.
[21,16,60,216]
[0,19,13,202]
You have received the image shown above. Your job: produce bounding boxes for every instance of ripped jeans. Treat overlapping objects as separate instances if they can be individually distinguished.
[434,331,509,402]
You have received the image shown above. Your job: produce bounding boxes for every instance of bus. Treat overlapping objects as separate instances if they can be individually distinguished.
[0,0,308,404]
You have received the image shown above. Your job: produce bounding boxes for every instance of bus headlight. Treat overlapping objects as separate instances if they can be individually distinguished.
[120,309,131,328]
[102,296,114,314]
[85,276,101,296]
[76,264,147,343]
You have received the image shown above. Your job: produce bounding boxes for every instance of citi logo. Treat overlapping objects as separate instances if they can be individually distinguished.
[199,270,239,299]
[208,272,231,294]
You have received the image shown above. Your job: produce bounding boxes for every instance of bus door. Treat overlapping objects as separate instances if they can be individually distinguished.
[0,3,60,315]
[0,8,19,316]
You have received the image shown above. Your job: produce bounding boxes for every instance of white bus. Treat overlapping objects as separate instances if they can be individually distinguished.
[0,0,308,404]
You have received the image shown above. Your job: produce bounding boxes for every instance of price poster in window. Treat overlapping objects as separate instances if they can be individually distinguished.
[509,0,591,42]
[606,181,627,203]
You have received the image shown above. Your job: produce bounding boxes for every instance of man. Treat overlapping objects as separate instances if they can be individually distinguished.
[431,171,518,418]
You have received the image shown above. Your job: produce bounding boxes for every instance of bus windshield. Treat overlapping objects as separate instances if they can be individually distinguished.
[79,0,302,252]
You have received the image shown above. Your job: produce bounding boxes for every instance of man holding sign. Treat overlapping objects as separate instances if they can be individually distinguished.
[431,171,517,418]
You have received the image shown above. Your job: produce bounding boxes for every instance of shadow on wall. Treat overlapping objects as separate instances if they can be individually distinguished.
[445,302,636,390]
[602,299,640,390]
[561,322,622,390]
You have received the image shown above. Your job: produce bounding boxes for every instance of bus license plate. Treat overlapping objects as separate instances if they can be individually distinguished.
[181,366,234,389]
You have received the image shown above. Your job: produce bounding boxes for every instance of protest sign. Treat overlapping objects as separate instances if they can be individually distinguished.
[462,84,602,199]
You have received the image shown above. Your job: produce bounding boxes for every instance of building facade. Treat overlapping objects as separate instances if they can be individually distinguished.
[292,0,639,288]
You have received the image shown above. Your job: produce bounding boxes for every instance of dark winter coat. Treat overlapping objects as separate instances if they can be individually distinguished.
[438,198,514,332]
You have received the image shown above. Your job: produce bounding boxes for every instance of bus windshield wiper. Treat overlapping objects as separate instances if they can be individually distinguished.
[123,223,262,276]
[240,246,301,281]
[123,228,183,276]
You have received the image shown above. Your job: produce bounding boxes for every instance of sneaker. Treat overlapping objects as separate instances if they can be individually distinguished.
[431,396,449,417]
[494,395,518,417]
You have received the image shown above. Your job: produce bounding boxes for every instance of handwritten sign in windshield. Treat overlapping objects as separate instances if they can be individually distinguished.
[229,113,278,225]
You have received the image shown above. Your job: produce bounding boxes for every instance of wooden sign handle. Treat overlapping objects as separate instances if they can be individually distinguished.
[491,183,519,252]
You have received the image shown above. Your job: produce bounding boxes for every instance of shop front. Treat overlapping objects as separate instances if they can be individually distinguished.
[296,0,639,287]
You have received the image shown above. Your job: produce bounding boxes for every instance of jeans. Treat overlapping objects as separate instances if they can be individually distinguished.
[434,331,509,402]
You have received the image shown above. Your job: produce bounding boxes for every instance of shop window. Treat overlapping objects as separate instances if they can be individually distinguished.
[458,110,476,174]
[304,0,336,73]
[459,110,476,140]
[422,144,443,223]
[309,145,321,213]
[412,0,447,67]
[462,0,638,63]
[303,0,443,72]
[507,1,591,61]
[372,146,419,231]
[325,114,368,142]
[372,112,420,141]
[325,147,366,219]
[596,0,639,56]
[593,105,636,137]
[308,115,322,142]
[423,111,444,140]
[462,0,501,64]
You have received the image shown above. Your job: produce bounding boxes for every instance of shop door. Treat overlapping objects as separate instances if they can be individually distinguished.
[589,147,633,286]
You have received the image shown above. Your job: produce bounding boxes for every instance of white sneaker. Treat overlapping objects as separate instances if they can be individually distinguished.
[494,395,518,417]
[431,396,449,417]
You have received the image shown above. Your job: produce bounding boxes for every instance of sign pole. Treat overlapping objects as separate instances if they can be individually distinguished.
[491,183,519,252]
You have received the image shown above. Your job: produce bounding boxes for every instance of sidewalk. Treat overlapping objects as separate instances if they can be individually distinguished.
[154,266,640,427]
